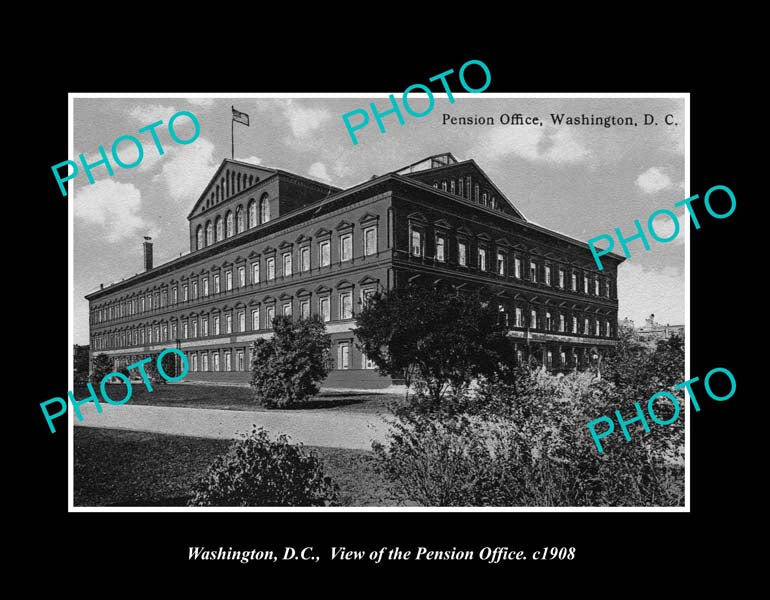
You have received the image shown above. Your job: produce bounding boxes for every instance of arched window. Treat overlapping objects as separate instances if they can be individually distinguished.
[215,216,223,241]
[249,175,254,186]
[237,173,241,192]
[196,226,204,250]
[236,206,244,233]
[225,211,234,237]
[221,177,225,199]
[474,184,480,202]
[205,221,214,246]
[216,185,220,202]
[248,199,257,228]
[260,194,270,223]
[225,173,229,197]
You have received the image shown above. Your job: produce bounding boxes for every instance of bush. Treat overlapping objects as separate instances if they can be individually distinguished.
[250,316,331,408]
[89,353,113,385]
[189,427,339,507]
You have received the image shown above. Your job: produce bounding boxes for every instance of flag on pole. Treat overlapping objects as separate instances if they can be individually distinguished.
[232,107,250,126]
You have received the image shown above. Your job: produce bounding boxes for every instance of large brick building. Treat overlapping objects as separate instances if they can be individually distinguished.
[85,153,624,388]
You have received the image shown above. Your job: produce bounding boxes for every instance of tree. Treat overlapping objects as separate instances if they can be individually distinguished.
[73,344,90,385]
[354,286,515,407]
[89,353,113,384]
[249,315,331,408]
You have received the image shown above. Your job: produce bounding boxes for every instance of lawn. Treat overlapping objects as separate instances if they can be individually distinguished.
[81,383,401,414]
[73,427,405,507]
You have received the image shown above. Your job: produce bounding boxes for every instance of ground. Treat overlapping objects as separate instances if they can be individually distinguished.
[74,427,405,507]
[89,383,399,414]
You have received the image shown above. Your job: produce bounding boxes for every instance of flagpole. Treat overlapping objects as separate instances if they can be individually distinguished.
[231,106,234,159]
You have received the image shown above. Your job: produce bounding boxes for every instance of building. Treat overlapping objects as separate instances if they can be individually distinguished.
[85,152,625,388]
[636,314,685,344]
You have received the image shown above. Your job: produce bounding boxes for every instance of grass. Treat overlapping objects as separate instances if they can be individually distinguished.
[81,383,401,414]
[73,427,404,507]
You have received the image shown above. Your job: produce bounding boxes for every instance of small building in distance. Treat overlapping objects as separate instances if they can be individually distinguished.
[636,314,684,344]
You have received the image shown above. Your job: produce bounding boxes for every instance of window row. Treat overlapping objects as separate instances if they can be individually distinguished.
[196,194,271,250]
[432,175,501,210]
[500,305,615,337]
[92,289,377,350]
[409,226,613,297]
[204,168,258,209]
[92,226,380,324]
[189,347,248,372]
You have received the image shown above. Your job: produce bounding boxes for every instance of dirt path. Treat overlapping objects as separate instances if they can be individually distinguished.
[73,404,391,451]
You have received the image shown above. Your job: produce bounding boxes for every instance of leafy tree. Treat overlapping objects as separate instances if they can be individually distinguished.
[249,315,332,408]
[354,286,514,407]
[74,344,90,385]
[89,353,114,384]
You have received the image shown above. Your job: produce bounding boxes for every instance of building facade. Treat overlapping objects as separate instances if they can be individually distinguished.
[85,153,624,389]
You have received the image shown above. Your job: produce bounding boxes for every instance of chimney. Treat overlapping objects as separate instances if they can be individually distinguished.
[143,236,153,271]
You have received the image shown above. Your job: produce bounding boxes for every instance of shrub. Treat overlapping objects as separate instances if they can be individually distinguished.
[89,353,114,385]
[249,316,331,408]
[189,427,339,507]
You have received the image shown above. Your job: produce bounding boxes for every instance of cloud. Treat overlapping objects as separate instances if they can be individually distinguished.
[617,262,684,326]
[284,100,331,138]
[307,162,332,183]
[235,155,262,165]
[648,209,687,245]
[74,180,151,242]
[186,98,215,107]
[128,103,177,124]
[475,126,591,164]
[636,167,672,194]
[152,137,219,202]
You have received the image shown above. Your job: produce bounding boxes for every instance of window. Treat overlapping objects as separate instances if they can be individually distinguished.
[361,288,375,308]
[251,308,260,330]
[252,262,260,284]
[202,353,209,372]
[201,316,209,337]
[514,257,522,278]
[192,319,198,338]
[236,207,244,233]
[213,274,220,294]
[584,317,590,334]
[491,196,496,209]
[319,240,331,267]
[340,291,353,320]
[191,353,198,372]
[441,180,447,191]
[225,270,233,291]
[266,257,275,280]
[516,349,523,365]
[319,296,330,322]
[606,281,611,297]
[202,277,209,297]
[215,216,223,241]
[546,351,553,370]
[474,184,480,202]
[482,192,488,206]
[545,265,551,286]
[515,307,523,327]
[531,310,537,329]
[435,234,445,262]
[196,226,204,250]
[458,178,464,197]
[236,350,244,371]
[410,229,423,257]
[584,276,589,294]
[478,247,486,271]
[238,311,245,332]
[559,269,565,288]
[225,351,232,372]
[450,180,456,194]
[560,351,566,369]
[572,272,578,291]
[225,211,234,237]
[238,266,245,287]
[260,196,270,223]
[497,251,505,276]
[283,302,292,317]
[300,299,310,319]
[559,314,565,332]
[182,320,189,339]
[213,315,220,335]
[595,320,601,336]
[364,226,377,256]
[432,181,438,189]
[458,240,467,266]
[363,352,376,369]
[182,284,188,301]
[283,252,292,276]
[225,313,232,334]
[572,316,578,333]
[530,261,537,282]
[340,233,353,262]
[249,200,257,228]
[338,342,350,370]
[266,305,275,327]
[465,176,471,198]
[172,287,178,304]
[213,352,220,372]
[595,279,600,295]
[206,221,213,245]
[546,312,552,330]
[192,280,198,299]
[300,246,310,272]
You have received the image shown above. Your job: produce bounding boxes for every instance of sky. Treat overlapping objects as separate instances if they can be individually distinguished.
[72,95,685,344]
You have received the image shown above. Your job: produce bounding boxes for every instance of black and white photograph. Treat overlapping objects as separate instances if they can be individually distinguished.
[70,94,687,509]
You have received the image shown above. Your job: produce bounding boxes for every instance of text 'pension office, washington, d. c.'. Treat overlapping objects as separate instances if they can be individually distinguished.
[85,152,624,389]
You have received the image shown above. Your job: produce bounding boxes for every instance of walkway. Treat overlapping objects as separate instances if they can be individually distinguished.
[74,404,391,451]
